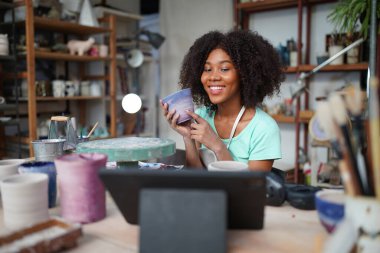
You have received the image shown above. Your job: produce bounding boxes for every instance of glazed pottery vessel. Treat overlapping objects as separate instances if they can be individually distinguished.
[19,161,57,208]
[162,88,194,124]
[0,173,49,229]
[55,153,107,223]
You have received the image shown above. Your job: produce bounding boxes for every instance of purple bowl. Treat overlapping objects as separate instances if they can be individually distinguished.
[315,190,345,233]
[162,88,194,124]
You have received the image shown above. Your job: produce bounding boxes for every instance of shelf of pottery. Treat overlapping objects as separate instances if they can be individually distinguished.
[0,0,23,158]
[234,0,370,183]
[0,0,117,157]
[94,6,158,138]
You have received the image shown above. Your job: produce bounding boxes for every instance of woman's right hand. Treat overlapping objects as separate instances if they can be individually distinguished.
[160,101,191,138]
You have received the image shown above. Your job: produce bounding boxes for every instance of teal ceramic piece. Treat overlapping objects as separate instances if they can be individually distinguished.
[76,137,176,162]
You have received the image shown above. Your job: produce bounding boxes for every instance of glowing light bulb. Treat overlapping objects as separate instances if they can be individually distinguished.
[122,93,142,114]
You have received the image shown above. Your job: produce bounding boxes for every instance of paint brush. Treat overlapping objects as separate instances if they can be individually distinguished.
[87,122,99,138]
[329,93,367,195]
[316,101,358,195]
[368,77,380,199]
[344,87,374,196]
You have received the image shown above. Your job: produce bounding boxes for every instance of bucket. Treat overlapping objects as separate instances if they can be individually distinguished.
[32,139,66,161]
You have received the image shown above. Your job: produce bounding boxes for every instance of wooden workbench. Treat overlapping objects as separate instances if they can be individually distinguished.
[0,193,326,253]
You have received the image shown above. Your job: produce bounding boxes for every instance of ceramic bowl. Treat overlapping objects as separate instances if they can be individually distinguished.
[162,88,194,124]
[208,161,249,172]
[0,159,25,180]
[315,189,345,233]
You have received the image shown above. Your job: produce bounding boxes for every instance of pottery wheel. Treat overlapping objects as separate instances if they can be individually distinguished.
[76,137,176,162]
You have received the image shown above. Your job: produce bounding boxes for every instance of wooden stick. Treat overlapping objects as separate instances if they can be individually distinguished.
[87,122,99,138]
[51,116,69,122]
[316,101,360,195]
[369,77,380,199]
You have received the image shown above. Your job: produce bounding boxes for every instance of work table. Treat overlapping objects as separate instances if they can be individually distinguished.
[0,194,326,253]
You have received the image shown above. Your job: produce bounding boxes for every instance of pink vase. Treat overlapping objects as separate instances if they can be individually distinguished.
[55,153,107,223]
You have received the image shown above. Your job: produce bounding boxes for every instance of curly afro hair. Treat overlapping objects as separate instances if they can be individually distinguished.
[179,29,285,109]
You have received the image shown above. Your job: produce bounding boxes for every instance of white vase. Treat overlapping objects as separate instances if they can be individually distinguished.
[79,0,99,27]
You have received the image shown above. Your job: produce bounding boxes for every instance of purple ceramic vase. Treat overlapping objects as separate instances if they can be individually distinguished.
[55,153,107,223]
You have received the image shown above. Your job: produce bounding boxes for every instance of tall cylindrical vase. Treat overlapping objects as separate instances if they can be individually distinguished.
[55,153,107,223]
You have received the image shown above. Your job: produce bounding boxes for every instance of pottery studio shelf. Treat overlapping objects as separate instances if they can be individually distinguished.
[284,62,369,73]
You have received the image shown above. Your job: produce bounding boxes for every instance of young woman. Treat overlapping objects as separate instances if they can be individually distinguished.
[161,30,285,171]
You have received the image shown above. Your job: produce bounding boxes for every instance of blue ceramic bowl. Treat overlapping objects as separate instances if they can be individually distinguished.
[315,190,345,233]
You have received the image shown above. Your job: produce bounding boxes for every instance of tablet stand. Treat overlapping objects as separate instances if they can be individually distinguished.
[139,189,227,253]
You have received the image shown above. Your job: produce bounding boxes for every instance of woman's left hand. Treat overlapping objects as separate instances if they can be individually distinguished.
[186,111,224,151]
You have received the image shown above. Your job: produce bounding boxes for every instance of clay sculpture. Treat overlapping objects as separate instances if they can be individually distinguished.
[67,37,95,56]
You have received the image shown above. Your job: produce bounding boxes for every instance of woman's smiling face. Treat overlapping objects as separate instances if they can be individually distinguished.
[201,48,241,106]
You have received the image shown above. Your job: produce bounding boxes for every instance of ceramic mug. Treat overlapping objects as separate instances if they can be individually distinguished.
[52,80,65,97]
[0,34,9,56]
[0,173,49,229]
[18,161,57,208]
[290,51,298,67]
[55,153,107,223]
[99,44,108,57]
[208,161,249,171]
[0,159,26,208]
[0,159,25,181]
[162,88,194,124]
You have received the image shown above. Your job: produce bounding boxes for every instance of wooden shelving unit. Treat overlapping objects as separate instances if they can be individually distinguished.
[2,0,117,156]
[234,0,370,183]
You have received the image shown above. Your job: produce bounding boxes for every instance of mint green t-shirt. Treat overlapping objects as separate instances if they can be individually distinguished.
[195,106,282,163]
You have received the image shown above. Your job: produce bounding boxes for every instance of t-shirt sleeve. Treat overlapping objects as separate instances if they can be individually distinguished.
[248,119,282,160]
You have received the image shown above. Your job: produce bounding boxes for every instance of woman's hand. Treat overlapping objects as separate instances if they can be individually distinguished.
[160,101,191,138]
[186,111,224,152]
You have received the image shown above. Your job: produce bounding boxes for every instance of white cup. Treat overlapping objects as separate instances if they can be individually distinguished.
[290,51,298,66]
[52,80,65,97]
[0,159,25,181]
[90,81,102,96]
[208,161,249,172]
[81,81,91,96]
[0,173,49,229]
[99,44,108,57]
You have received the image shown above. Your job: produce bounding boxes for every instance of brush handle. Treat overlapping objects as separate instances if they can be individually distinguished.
[352,116,375,196]
[338,159,357,196]
[340,125,371,195]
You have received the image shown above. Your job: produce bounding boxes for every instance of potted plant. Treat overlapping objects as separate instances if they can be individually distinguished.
[327,0,380,40]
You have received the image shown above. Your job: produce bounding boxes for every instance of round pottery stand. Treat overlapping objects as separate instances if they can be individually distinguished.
[76,137,176,168]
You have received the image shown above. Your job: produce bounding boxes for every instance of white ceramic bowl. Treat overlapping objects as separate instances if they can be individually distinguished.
[208,161,249,172]
[0,159,25,180]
